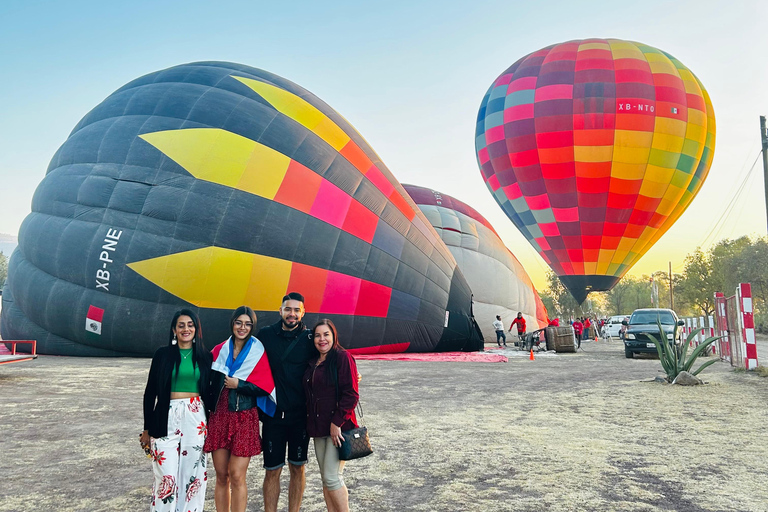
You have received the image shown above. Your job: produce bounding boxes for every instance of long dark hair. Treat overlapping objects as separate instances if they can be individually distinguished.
[169,309,206,376]
[230,305,257,339]
[312,319,345,399]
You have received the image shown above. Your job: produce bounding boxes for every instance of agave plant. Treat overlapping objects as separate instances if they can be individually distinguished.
[648,321,720,382]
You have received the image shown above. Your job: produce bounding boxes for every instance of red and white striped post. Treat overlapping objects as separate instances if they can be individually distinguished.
[737,283,758,370]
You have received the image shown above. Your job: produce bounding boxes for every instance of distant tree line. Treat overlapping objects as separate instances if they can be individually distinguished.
[540,236,768,330]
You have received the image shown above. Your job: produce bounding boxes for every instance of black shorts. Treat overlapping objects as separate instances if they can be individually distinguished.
[261,417,310,470]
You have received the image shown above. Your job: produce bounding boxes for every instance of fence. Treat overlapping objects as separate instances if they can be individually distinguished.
[714,283,758,370]
[680,315,715,353]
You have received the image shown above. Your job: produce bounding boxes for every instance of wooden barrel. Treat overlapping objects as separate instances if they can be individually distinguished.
[545,326,576,353]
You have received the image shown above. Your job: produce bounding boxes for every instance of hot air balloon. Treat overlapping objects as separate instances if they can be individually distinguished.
[403,184,549,340]
[475,39,715,303]
[1,61,483,356]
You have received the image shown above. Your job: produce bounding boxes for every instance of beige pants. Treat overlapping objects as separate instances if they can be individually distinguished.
[313,436,346,490]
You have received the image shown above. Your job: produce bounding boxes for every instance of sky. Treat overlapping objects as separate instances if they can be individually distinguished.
[1,0,767,291]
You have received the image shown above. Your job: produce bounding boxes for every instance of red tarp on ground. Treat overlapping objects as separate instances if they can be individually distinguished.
[352,351,507,363]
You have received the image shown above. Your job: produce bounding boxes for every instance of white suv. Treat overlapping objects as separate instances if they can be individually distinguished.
[605,315,628,339]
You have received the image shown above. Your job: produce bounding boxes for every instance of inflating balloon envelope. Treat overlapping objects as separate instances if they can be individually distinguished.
[403,184,549,339]
[1,62,483,356]
[475,39,715,303]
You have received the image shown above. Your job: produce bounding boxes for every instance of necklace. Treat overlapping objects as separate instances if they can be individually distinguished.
[180,349,192,360]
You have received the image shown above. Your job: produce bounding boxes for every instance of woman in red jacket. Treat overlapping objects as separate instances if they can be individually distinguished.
[304,319,359,512]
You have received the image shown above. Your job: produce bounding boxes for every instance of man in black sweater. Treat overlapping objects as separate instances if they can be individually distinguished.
[258,292,315,512]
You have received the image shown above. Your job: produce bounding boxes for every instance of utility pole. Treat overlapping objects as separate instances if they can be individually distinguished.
[669,261,674,311]
[761,116,768,233]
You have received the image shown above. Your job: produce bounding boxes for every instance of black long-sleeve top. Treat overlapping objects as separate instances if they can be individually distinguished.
[257,321,316,422]
[143,345,213,438]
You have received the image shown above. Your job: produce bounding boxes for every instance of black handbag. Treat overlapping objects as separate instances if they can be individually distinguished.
[337,403,373,460]
[332,355,372,460]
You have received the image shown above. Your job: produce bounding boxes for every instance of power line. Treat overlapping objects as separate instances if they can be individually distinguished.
[700,149,760,244]
[700,150,762,248]
[698,144,759,241]
[707,152,761,245]
[730,170,761,234]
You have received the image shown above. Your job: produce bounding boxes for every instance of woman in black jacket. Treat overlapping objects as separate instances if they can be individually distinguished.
[204,305,273,512]
[141,309,212,512]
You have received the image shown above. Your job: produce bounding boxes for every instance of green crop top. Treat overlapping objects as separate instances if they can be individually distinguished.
[171,349,201,393]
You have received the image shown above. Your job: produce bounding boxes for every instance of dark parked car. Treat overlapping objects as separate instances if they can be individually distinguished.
[622,308,684,359]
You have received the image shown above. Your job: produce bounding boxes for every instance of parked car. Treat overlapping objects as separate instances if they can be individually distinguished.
[622,308,684,359]
[605,315,628,339]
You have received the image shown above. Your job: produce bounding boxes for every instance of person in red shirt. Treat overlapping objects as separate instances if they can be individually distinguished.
[572,318,583,349]
[508,312,526,339]
[583,317,592,340]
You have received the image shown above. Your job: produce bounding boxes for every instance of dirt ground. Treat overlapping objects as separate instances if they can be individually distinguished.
[1,337,767,512]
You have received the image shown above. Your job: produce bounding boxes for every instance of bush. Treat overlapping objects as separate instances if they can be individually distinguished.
[648,321,719,382]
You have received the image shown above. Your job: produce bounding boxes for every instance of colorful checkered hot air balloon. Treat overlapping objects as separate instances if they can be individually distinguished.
[475,39,715,303]
[1,62,483,355]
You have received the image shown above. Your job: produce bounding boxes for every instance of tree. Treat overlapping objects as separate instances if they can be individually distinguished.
[628,275,653,311]
[603,276,633,314]
[731,237,768,311]
[543,271,582,320]
[0,251,7,288]
[710,236,750,295]
[677,248,716,319]
[539,290,557,319]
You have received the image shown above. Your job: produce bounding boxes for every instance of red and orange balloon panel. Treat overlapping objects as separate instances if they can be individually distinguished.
[475,39,715,303]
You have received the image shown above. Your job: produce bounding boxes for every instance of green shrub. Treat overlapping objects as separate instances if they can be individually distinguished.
[647,321,720,382]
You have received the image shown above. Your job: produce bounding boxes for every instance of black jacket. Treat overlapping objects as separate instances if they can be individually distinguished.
[257,321,316,422]
[208,370,270,413]
[143,345,213,438]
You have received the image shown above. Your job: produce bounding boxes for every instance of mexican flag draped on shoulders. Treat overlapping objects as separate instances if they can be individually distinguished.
[211,336,277,417]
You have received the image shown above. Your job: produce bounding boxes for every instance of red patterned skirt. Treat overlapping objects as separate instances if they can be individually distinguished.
[203,388,262,457]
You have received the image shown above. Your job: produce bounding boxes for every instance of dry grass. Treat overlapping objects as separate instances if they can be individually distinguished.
[1,339,767,511]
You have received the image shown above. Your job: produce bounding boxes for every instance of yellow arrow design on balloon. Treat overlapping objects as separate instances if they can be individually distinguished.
[127,246,395,316]
[139,128,290,201]
[128,246,292,311]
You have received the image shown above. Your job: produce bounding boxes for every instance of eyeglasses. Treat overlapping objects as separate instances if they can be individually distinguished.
[234,321,253,328]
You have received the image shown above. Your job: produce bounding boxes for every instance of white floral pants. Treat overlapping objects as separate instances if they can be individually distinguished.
[150,397,208,512]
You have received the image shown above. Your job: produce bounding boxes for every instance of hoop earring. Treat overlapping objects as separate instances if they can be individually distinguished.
[172,333,177,345]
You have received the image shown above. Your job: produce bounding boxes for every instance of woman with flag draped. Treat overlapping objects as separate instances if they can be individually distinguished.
[204,306,277,512]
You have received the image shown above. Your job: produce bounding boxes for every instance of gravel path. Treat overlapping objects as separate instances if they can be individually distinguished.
[1,337,767,511]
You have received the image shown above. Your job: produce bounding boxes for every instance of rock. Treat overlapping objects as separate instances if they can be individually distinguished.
[672,371,704,386]
[653,376,668,384]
